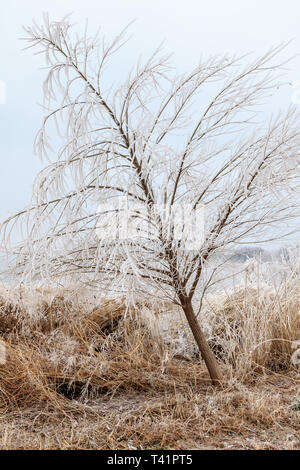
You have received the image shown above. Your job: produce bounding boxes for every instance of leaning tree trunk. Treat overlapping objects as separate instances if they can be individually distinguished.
[180,298,223,386]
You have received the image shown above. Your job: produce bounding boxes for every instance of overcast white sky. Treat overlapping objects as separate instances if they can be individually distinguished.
[0,0,300,245]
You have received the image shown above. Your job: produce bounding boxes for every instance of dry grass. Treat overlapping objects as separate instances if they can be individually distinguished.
[0,282,299,449]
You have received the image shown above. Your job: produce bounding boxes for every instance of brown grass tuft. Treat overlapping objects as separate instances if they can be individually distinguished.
[0,283,299,449]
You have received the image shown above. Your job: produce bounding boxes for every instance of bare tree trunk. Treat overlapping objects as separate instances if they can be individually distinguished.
[181,298,223,386]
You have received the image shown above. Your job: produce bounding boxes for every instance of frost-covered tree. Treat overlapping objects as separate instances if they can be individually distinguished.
[2,14,300,384]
